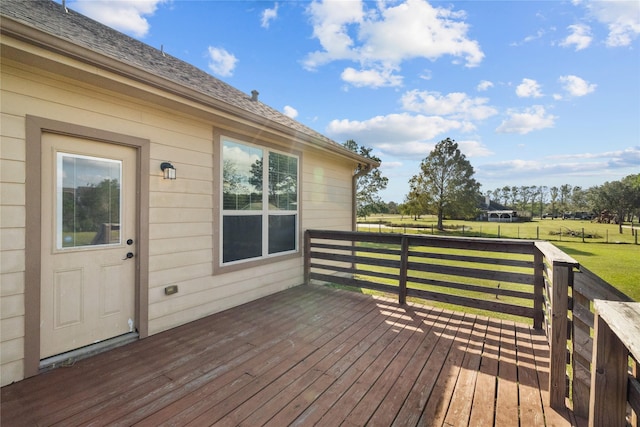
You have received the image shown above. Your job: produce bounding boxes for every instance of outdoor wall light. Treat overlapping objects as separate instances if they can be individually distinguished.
[160,162,176,180]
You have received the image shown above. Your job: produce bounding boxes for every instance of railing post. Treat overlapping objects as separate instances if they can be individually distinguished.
[533,249,544,329]
[572,288,592,419]
[399,235,409,305]
[549,262,571,409]
[304,230,311,285]
[588,301,629,427]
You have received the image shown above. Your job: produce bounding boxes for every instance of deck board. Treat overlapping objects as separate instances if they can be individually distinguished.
[1,285,574,426]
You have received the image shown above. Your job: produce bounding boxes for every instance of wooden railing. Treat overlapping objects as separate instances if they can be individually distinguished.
[304,229,638,424]
[570,268,639,426]
[305,229,542,324]
[588,301,640,426]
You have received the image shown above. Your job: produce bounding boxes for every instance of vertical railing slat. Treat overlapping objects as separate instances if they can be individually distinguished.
[533,250,544,330]
[549,262,570,409]
[398,235,409,305]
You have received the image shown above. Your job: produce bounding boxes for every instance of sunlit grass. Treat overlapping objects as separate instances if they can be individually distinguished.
[357,215,639,302]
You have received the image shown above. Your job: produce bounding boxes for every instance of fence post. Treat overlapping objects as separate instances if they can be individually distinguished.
[533,249,544,330]
[549,262,571,409]
[399,235,409,305]
[304,230,311,285]
[588,302,629,427]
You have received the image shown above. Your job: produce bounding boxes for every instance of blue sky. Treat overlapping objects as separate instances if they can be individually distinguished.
[61,0,639,202]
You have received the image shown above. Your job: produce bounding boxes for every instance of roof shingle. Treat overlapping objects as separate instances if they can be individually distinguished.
[1,0,347,151]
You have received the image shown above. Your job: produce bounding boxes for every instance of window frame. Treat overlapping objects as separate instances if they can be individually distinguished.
[219,135,300,267]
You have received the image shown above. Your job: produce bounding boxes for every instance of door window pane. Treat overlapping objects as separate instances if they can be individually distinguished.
[57,153,122,248]
[223,141,263,210]
[223,215,262,263]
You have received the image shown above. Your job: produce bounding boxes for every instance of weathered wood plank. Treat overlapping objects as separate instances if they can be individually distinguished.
[467,318,501,425]
[589,305,631,427]
[495,321,520,426]
[407,249,534,269]
[442,315,489,426]
[390,310,468,426]
[408,260,533,285]
[417,313,477,426]
[362,307,452,426]
[516,324,546,426]
[593,301,640,360]
[1,285,571,427]
[530,326,577,426]
[406,287,535,319]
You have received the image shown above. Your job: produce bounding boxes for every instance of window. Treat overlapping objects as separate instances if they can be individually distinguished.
[57,153,122,249]
[222,139,298,264]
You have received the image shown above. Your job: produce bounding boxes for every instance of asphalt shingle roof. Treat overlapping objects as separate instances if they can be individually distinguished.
[1,0,347,152]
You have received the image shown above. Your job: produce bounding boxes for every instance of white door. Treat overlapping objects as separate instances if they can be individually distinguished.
[40,133,137,359]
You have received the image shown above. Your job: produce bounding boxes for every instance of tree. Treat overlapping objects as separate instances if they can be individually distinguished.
[549,186,559,218]
[592,174,640,232]
[559,184,572,216]
[343,140,388,219]
[409,138,480,230]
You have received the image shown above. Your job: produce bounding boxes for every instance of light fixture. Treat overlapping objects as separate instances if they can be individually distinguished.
[160,162,176,180]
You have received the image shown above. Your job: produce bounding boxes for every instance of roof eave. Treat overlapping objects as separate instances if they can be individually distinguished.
[1,14,379,169]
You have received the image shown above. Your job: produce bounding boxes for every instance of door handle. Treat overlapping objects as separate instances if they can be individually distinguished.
[123,252,134,260]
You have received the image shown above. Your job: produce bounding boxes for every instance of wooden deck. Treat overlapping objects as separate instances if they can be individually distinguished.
[1,285,579,426]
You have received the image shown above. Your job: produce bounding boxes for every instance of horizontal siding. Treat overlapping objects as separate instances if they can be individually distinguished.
[0,45,357,385]
[302,151,353,232]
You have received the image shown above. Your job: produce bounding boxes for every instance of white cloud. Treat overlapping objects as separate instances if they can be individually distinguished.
[477,80,494,91]
[496,105,556,134]
[559,75,597,97]
[283,105,298,119]
[68,0,167,38]
[304,0,483,86]
[560,24,592,50]
[477,146,640,183]
[341,67,403,88]
[549,146,640,167]
[207,46,238,77]
[400,90,498,121]
[261,3,279,29]
[586,1,640,47]
[516,78,543,98]
[456,140,494,158]
[326,113,464,148]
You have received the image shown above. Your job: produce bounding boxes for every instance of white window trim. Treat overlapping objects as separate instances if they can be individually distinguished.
[220,137,299,266]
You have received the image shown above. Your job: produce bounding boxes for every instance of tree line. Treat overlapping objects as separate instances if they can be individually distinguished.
[345,138,640,231]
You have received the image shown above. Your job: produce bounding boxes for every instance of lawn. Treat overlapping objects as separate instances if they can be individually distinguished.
[358,215,639,301]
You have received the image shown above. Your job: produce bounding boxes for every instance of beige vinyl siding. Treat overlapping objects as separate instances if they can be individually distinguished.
[1,103,27,383]
[302,151,354,231]
[1,41,358,384]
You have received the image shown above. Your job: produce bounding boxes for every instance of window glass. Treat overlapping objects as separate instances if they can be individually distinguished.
[57,153,122,249]
[221,138,298,264]
[223,215,262,263]
[268,215,296,254]
[268,153,297,211]
[223,141,263,210]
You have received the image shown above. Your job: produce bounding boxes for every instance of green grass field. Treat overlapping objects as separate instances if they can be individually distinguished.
[358,215,640,301]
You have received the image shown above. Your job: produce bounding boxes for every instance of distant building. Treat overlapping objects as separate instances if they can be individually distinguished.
[487,210,519,222]
[477,195,518,222]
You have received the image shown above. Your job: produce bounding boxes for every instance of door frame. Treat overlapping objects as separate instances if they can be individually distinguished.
[25,116,150,378]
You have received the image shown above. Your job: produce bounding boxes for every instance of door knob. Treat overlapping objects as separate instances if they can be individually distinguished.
[123,252,134,260]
